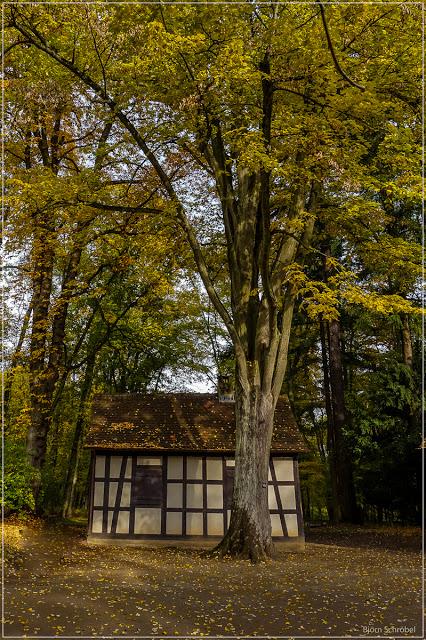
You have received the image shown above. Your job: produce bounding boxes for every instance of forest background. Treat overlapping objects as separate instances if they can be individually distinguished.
[3,2,422,537]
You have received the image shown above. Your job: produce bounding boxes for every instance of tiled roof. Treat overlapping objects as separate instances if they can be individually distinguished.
[85,393,307,453]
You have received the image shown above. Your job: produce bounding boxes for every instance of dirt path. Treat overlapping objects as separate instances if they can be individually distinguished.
[4,522,423,637]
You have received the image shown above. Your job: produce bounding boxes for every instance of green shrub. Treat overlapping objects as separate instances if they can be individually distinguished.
[2,442,35,514]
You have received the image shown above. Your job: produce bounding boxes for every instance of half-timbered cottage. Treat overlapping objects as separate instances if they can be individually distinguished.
[85,393,307,545]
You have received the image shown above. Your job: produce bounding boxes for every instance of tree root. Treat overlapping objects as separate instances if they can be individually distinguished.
[209,514,273,563]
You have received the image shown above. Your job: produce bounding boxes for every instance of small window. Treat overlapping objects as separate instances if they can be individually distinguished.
[132,466,163,507]
[224,467,234,509]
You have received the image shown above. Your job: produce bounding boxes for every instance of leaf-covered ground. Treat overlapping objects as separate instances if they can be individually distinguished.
[4,520,422,637]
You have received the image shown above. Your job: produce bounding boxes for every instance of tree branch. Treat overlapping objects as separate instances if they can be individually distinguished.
[78,200,163,215]
[317,1,366,92]
[94,119,114,170]
[10,8,244,358]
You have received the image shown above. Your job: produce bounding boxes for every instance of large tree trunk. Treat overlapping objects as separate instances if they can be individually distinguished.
[27,238,83,507]
[214,365,275,561]
[27,236,55,504]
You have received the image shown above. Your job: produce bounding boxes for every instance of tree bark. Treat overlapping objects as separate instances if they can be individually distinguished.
[401,313,413,368]
[4,301,32,431]
[320,318,337,524]
[214,363,275,561]
[62,352,96,518]
[27,234,56,503]
[27,234,84,507]
[319,241,358,524]
[327,318,358,523]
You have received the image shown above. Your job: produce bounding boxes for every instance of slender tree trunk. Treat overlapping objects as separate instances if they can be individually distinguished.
[62,353,96,518]
[319,241,358,524]
[320,318,337,523]
[50,415,60,469]
[401,313,413,368]
[327,318,358,522]
[4,302,32,430]
[398,311,418,432]
[399,312,419,514]
[306,487,311,522]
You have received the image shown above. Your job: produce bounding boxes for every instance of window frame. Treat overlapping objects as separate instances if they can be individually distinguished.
[131,465,163,507]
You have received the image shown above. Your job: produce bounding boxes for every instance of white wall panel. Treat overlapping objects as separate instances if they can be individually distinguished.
[92,510,103,533]
[187,484,203,508]
[91,453,301,540]
[120,482,131,507]
[268,485,278,510]
[206,459,222,481]
[93,482,104,507]
[273,458,294,481]
[187,457,203,479]
[134,508,161,534]
[186,512,203,535]
[167,484,183,508]
[110,456,123,478]
[116,511,130,534]
[279,485,296,510]
[166,512,182,535]
[137,457,162,466]
[167,457,183,480]
[95,455,105,477]
[207,484,223,509]
[284,513,299,537]
[108,482,118,507]
[207,513,223,535]
[271,514,283,537]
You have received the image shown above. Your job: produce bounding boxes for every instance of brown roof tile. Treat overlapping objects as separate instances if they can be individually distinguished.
[85,393,307,454]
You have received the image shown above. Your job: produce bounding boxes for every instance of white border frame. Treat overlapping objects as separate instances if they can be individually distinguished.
[1,2,424,638]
